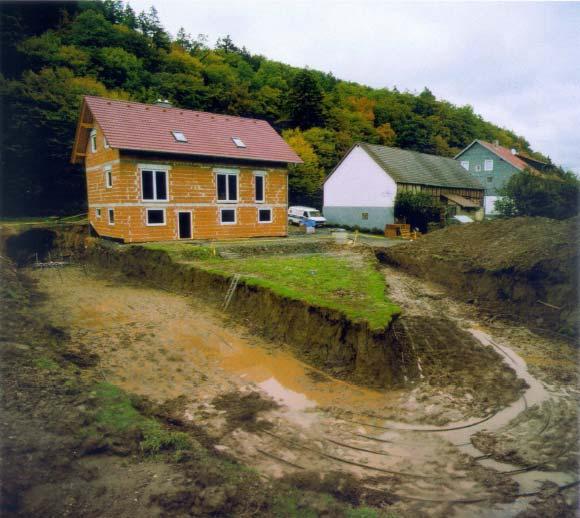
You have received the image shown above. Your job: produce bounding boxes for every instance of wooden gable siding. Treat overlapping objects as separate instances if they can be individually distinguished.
[86,146,288,242]
[397,183,484,206]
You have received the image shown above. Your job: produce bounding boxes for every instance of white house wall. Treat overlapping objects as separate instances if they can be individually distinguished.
[323,145,397,230]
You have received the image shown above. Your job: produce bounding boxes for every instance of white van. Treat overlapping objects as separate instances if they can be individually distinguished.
[288,206,327,226]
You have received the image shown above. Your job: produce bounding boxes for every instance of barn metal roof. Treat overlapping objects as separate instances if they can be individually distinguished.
[72,96,302,165]
[360,143,484,190]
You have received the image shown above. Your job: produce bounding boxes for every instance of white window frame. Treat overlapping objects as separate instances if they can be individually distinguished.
[484,159,494,171]
[103,136,110,149]
[232,137,246,148]
[139,164,170,202]
[171,131,187,142]
[90,129,97,153]
[460,160,469,171]
[104,166,113,188]
[254,171,266,203]
[96,208,102,219]
[215,168,239,203]
[108,208,115,225]
[146,208,166,226]
[258,207,272,224]
[219,207,237,225]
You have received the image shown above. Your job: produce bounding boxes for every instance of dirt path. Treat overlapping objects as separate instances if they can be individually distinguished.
[29,266,579,517]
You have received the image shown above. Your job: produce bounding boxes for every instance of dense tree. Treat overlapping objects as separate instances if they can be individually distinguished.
[283,129,325,207]
[286,69,325,129]
[497,169,579,220]
[0,1,554,216]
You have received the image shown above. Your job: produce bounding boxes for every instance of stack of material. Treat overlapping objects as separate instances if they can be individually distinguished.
[385,224,411,239]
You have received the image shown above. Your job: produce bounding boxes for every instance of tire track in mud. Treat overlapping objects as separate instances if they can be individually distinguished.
[29,266,578,517]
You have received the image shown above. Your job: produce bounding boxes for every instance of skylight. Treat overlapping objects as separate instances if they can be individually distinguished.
[232,137,246,148]
[172,131,187,143]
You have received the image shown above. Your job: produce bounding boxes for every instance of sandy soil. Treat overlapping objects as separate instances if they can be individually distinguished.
[24,265,579,517]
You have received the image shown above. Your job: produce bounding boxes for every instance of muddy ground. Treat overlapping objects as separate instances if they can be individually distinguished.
[377,216,578,337]
[1,258,577,517]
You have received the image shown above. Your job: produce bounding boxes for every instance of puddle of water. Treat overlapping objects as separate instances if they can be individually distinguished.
[39,269,399,415]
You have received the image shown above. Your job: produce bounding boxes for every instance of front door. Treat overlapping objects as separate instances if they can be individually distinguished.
[178,211,192,239]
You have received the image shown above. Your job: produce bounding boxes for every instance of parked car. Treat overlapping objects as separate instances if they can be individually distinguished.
[288,206,327,227]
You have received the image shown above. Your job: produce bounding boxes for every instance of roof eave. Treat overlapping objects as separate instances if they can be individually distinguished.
[453,140,478,159]
[322,143,362,186]
[116,145,302,166]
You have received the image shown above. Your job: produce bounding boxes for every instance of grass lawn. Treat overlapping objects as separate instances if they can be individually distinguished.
[143,243,400,330]
[0,214,88,227]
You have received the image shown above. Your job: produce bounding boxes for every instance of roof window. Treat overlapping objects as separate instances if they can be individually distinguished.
[172,131,187,143]
[232,137,246,148]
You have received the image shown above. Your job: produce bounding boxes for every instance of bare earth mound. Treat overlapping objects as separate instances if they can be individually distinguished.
[377,217,578,337]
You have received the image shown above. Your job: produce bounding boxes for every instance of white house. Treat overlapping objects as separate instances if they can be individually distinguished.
[323,143,484,231]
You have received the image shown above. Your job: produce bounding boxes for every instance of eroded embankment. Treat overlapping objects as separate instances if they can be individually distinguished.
[2,225,522,403]
[376,216,578,338]
[84,242,415,388]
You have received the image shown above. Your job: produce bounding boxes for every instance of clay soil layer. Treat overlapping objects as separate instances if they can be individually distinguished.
[3,263,576,517]
[376,216,578,337]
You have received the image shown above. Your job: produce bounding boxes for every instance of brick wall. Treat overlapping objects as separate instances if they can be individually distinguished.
[85,132,288,242]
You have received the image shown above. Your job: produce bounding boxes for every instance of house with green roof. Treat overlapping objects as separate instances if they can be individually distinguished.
[323,143,484,231]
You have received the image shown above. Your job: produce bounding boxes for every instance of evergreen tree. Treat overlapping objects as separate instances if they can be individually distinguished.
[286,69,325,129]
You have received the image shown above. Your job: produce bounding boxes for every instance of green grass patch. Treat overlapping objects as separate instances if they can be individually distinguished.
[201,254,400,330]
[92,382,192,455]
[34,356,60,371]
[142,243,217,261]
[140,243,400,329]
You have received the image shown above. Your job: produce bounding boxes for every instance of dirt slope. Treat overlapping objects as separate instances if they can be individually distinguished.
[376,217,578,337]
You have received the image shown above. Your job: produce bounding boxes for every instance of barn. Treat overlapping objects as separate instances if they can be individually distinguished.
[323,143,484,231]
[71,96,302,243]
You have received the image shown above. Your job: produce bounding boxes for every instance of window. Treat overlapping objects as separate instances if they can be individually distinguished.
[460,160,470,171]
[487,176,493,183]
[475,164,482,172]
[216,170,238,202]
[104,136,110,149]
[232,137,246,148]
[90,129,97,153]
[141,168,168,201]
[96,208,102,218]
[258,208,272,223]
[220,208,236,225]
[146,208,166,226]
[362,212,369,220]
[105,166,113,188]
[255,173,265,203]
[108,208,115,225]
[484,159,494,171]
[172,131,187,142]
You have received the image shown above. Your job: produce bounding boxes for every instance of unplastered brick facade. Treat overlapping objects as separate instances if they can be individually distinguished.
[72,97,301,243]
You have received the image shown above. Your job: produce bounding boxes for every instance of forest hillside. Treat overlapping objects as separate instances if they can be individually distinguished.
[0,1,552,215]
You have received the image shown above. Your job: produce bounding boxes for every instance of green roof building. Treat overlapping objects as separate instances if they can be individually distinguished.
[323,143,484,231]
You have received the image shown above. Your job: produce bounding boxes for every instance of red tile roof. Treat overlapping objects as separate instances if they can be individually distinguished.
[79,96,302,164]
[476,140,529,171]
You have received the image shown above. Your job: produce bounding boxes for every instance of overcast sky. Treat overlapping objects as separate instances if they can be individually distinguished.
[130,1,580,172]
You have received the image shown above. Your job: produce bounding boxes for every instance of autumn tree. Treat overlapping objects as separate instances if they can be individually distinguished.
[283,129,325,206]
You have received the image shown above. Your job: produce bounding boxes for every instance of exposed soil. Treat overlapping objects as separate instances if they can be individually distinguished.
[376,216,578,337]
[1,224,578,517]
[9,264,576,517]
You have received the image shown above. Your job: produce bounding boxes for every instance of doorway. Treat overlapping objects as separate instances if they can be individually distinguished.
[178,211,192,239]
